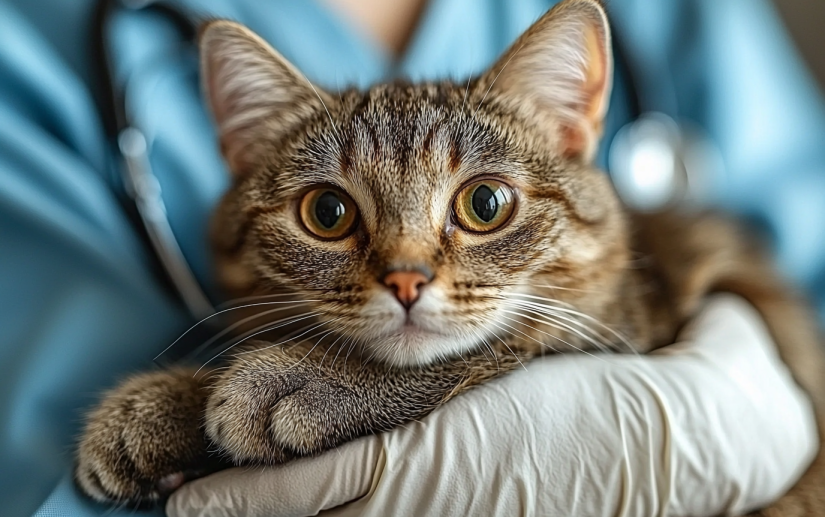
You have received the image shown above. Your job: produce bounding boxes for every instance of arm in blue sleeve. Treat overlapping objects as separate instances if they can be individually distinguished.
[0,3,187,515]
[612,0,825,315]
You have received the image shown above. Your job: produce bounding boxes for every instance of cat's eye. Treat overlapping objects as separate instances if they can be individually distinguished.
[299,187,359,240]
[453,179,516,233]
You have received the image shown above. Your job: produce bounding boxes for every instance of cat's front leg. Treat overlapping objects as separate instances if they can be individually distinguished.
[205,340,531,464]
[75,369,222,506]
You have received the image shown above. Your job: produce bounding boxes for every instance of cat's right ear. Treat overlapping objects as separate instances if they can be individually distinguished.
[199,21,333,175]
[476,0,612,162]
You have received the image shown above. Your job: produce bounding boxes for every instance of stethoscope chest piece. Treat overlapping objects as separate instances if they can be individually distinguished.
[609,112,722,212]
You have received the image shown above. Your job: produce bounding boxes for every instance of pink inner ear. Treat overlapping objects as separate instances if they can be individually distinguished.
[201,21,333,177]
[562,24,610,160]
[581,23,610,122]
[560,118,605,159]
[219,135,254,177]
[560,124,584,159]
[206,61,227,128]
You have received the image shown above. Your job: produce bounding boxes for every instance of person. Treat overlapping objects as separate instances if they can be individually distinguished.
[0,0,822,515]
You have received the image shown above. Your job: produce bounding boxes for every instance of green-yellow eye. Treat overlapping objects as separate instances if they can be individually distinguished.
[299,187,359,240]
[453,179,516,233]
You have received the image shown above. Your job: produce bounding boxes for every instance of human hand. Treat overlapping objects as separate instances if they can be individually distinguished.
[167,295,818,517]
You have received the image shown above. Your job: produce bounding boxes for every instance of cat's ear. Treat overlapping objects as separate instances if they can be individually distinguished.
[199,20,333,175]
[478,0,612,161]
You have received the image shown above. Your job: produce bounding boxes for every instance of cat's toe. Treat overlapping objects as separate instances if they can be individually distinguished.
[268,380,350,454]
[206,358,352,463]
[75,427,211,506]
[75,455,193,507]
[75,439,166,506]
[75,370,214,506]
[157,472,187,493]
[205,374,293,464]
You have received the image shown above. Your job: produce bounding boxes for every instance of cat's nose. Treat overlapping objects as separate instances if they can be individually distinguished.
[381,268,433,309]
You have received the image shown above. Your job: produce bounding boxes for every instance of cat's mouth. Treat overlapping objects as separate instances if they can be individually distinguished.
[399,321,434,335]
[374,314,444,339]
[366,327,476,367]
[397,308,451,337]
[359,313,483,367]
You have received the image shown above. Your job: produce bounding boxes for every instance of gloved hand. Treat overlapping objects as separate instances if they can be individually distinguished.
[166,295,819,517]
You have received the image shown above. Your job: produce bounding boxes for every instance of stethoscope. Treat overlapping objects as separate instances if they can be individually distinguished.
[94,0,719,362]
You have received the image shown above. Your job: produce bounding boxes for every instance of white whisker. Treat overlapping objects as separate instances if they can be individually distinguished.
[474,328,499,370]
[497,315,607,363]
[185,305,311,360]
[474,42,526,114]
[319,330,347,371]
[330,335,354,369]
[235,317,342,358]
[215,292,311,310]
[289,327,340,369]
[501,305,615,353]
[485,322,529,371]
[155,299,316,360]
[298,69,337,134]
[193,313,320,375]
[503,293,637,353]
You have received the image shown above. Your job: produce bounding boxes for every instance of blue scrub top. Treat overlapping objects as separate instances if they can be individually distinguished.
[1,0,824,515]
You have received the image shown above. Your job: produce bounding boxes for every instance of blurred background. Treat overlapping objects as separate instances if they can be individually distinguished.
[774,0,825,89]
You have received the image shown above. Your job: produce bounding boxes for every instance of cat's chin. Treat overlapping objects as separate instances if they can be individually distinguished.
[361,326,480,368]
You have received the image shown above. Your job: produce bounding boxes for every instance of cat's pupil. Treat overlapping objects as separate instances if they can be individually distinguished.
[315,191,345,229]
[472,185,498,222]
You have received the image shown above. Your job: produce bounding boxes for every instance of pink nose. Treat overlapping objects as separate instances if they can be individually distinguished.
[382,270,430,309]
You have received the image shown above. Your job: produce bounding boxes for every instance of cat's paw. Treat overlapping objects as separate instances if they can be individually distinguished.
[75,370,212,507]
[205,347,355,464]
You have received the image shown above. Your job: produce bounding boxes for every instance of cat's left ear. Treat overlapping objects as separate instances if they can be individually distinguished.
[199,20,334,175]
[477,0,612,161]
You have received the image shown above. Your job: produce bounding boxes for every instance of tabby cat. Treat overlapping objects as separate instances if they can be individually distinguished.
[75,0,825,513]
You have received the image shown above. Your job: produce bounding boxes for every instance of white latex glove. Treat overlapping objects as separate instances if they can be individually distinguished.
[167,295,819,517]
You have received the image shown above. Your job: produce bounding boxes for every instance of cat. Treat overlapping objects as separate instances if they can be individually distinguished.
[75,0,825,513]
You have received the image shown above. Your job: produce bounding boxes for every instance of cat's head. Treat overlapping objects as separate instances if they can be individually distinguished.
[201,0,629,367]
